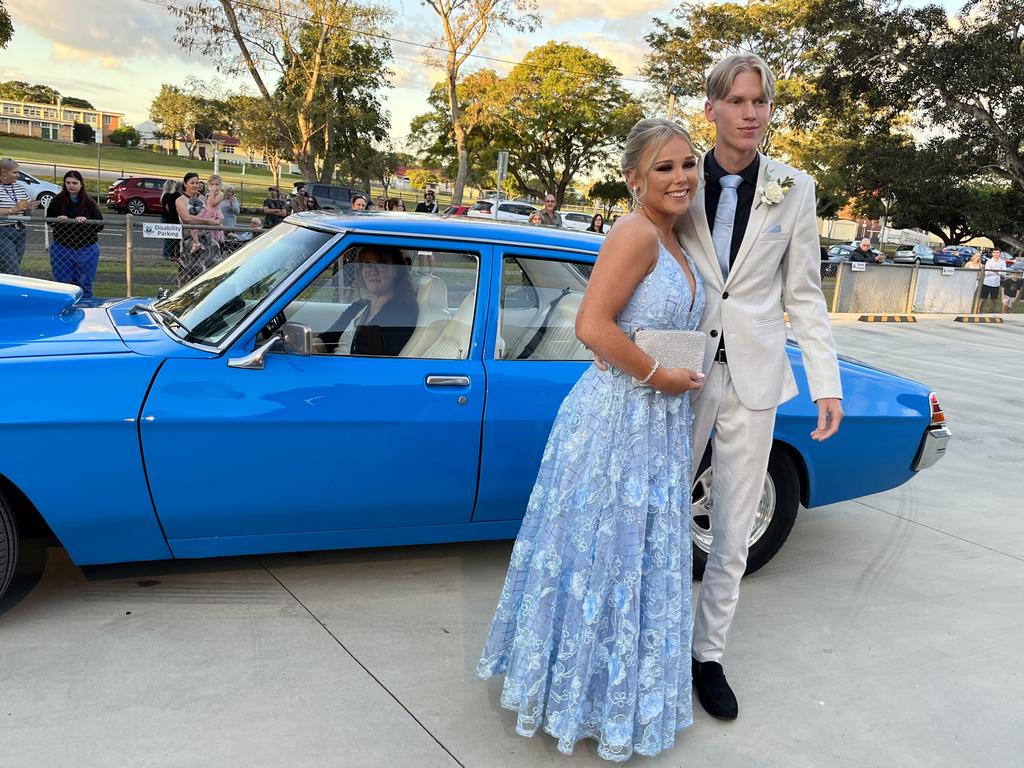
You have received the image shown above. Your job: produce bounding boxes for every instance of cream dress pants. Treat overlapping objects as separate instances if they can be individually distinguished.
[689,360,777,663]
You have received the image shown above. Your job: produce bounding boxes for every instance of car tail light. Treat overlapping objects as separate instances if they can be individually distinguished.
[929,392,945,425]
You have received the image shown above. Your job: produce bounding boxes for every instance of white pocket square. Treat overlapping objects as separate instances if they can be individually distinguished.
[762,224,783,234]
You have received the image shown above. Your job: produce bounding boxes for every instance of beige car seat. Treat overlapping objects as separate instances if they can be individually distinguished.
[514,291,585,360]
[420,291,476,359]
[398,273,450,357]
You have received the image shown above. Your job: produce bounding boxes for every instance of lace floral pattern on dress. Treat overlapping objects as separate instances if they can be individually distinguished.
[478,243,706,761]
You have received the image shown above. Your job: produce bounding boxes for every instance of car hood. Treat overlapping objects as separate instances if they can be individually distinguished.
[0,276,129,358]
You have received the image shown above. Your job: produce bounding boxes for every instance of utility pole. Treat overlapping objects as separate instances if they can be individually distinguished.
[96,126,103,198]
[667,85,684,120]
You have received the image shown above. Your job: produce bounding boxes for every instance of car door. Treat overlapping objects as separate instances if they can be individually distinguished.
[475,246,594,521]
[141,234,490,548]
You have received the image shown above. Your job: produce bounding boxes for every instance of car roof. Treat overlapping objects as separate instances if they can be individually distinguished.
[288,210,605,254]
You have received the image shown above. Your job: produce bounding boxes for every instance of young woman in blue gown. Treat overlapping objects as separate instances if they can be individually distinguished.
[478,119,707,761]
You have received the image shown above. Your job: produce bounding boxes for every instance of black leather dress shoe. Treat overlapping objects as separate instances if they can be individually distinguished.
[692,658,739,720]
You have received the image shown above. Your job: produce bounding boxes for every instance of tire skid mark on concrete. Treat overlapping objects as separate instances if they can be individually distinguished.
[853,484,917,598]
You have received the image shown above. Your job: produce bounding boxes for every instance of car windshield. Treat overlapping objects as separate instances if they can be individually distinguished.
[155,224,334,347]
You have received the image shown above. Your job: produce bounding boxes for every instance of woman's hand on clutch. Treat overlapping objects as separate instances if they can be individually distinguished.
[652,367,704,396]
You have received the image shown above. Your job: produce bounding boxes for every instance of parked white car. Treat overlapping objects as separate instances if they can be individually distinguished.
[17,171,61,209]
[466,199,538,223]
[560,211,595,232]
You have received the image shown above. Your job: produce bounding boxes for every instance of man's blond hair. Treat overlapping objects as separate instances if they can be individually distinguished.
[706,53,776,103]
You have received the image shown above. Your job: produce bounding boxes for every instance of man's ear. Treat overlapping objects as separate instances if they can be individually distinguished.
[704,98,715,123]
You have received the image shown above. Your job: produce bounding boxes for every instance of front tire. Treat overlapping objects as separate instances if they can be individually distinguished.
[0,492,18,603]
[37,192,54,209]
[126,197,147,216]
[691,445,801,579]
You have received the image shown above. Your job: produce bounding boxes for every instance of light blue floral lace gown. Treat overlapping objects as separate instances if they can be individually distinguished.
[477,242,706,762]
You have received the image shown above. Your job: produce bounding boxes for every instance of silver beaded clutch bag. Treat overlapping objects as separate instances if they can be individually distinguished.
[634,329,707,373]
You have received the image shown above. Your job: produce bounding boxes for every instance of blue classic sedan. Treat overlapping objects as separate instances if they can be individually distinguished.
[0,213,950,603]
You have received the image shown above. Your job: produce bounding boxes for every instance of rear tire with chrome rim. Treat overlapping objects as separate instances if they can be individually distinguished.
[126,197,147,216]
[691,445,801,579]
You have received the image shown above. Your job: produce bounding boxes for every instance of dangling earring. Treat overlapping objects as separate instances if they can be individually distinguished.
[631,185,643,209]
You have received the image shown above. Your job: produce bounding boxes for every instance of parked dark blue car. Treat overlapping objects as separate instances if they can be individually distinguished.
[933,245,977,267]
[0,213,951,604]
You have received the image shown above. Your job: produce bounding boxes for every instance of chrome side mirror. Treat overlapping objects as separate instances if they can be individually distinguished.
[278,322,312,356]
[228,322,313,370]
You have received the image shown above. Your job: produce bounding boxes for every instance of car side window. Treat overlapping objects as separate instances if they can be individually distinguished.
[281,244,480,359]
[499,255,591,361]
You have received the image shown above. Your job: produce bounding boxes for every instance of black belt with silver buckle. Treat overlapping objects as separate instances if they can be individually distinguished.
[714,346,728,364]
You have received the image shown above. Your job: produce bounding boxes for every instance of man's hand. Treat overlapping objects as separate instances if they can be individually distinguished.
[811,397,843,441]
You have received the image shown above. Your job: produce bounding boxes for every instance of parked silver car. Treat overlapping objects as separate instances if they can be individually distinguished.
[17,171,61,209]
[893,244,935,264]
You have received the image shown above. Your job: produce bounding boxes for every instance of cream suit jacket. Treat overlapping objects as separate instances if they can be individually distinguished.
[678,153,842,410]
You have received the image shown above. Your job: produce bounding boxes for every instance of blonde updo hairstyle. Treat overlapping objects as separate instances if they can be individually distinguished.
[621,118,694,209]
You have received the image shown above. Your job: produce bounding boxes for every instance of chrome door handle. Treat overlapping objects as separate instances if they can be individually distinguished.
[426,375,470,387]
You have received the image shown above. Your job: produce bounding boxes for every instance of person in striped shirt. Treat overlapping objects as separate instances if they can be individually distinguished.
[0,158,42,275]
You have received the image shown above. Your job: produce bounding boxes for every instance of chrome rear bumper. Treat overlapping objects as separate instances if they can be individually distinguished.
[913,425,951,471]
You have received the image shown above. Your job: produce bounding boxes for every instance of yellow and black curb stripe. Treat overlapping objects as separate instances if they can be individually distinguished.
[954,315,1005,324]
[857,315,917,323]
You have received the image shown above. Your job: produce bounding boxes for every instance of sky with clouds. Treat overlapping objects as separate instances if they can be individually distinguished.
[2,0,670,147]
[3,0,965,148]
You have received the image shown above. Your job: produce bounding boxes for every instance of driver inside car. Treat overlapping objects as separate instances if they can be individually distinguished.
[319,246,419,356]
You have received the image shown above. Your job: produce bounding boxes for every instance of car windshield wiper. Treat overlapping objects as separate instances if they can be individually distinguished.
[129,303,193,336]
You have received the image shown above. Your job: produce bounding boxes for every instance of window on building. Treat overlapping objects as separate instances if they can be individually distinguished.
[41,124,59,141]
[2,104,16,114]
[103,115,112,126]
[24,107,41,117]
[43,109,57,119]
[85,114,97,125]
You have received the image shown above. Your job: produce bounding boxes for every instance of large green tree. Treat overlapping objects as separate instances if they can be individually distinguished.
[225,94,291,185]
[0,81,93,108]
[0,1,13,49]
[809,0,1024,248]
[422,0,539,205]
[309,39,392,185]
[834,131,990,245]
[172,0,391,180]
[588,175,629,217]
[496,42,643,206]
[409,69,504,190]
[149,84,203,158]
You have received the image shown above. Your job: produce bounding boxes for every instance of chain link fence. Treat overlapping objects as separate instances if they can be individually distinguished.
[0,216,1002,316]
[819,261,985,314]
[1,213,269,299]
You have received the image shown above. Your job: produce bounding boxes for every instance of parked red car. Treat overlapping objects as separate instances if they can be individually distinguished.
[442,204,472,216]
[106,177,169,216]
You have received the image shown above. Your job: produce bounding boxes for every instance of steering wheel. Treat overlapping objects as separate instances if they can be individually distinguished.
[257,311,287,343]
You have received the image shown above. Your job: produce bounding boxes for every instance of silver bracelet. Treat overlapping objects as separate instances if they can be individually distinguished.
[637,359,660,386]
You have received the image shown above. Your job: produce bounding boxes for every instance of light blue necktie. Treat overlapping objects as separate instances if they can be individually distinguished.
[713,175,743,279]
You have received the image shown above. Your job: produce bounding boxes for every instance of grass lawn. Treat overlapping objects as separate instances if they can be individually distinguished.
[0,135,455,209]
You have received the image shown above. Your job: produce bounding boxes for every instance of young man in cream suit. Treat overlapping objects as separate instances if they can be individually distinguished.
[679,54,844,720]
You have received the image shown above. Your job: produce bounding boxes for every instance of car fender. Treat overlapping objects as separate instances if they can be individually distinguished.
[0,354,171,565]
[779,344,932,508]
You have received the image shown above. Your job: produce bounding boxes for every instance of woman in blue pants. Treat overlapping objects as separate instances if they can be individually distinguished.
[47,170,104,298]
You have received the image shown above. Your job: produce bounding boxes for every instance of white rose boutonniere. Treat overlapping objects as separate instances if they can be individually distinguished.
[757,172,795,208]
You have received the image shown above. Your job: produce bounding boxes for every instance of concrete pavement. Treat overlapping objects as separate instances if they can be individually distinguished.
[1,317,1020,767]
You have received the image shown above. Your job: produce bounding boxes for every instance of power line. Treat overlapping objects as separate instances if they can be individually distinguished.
[136,0,656,87]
